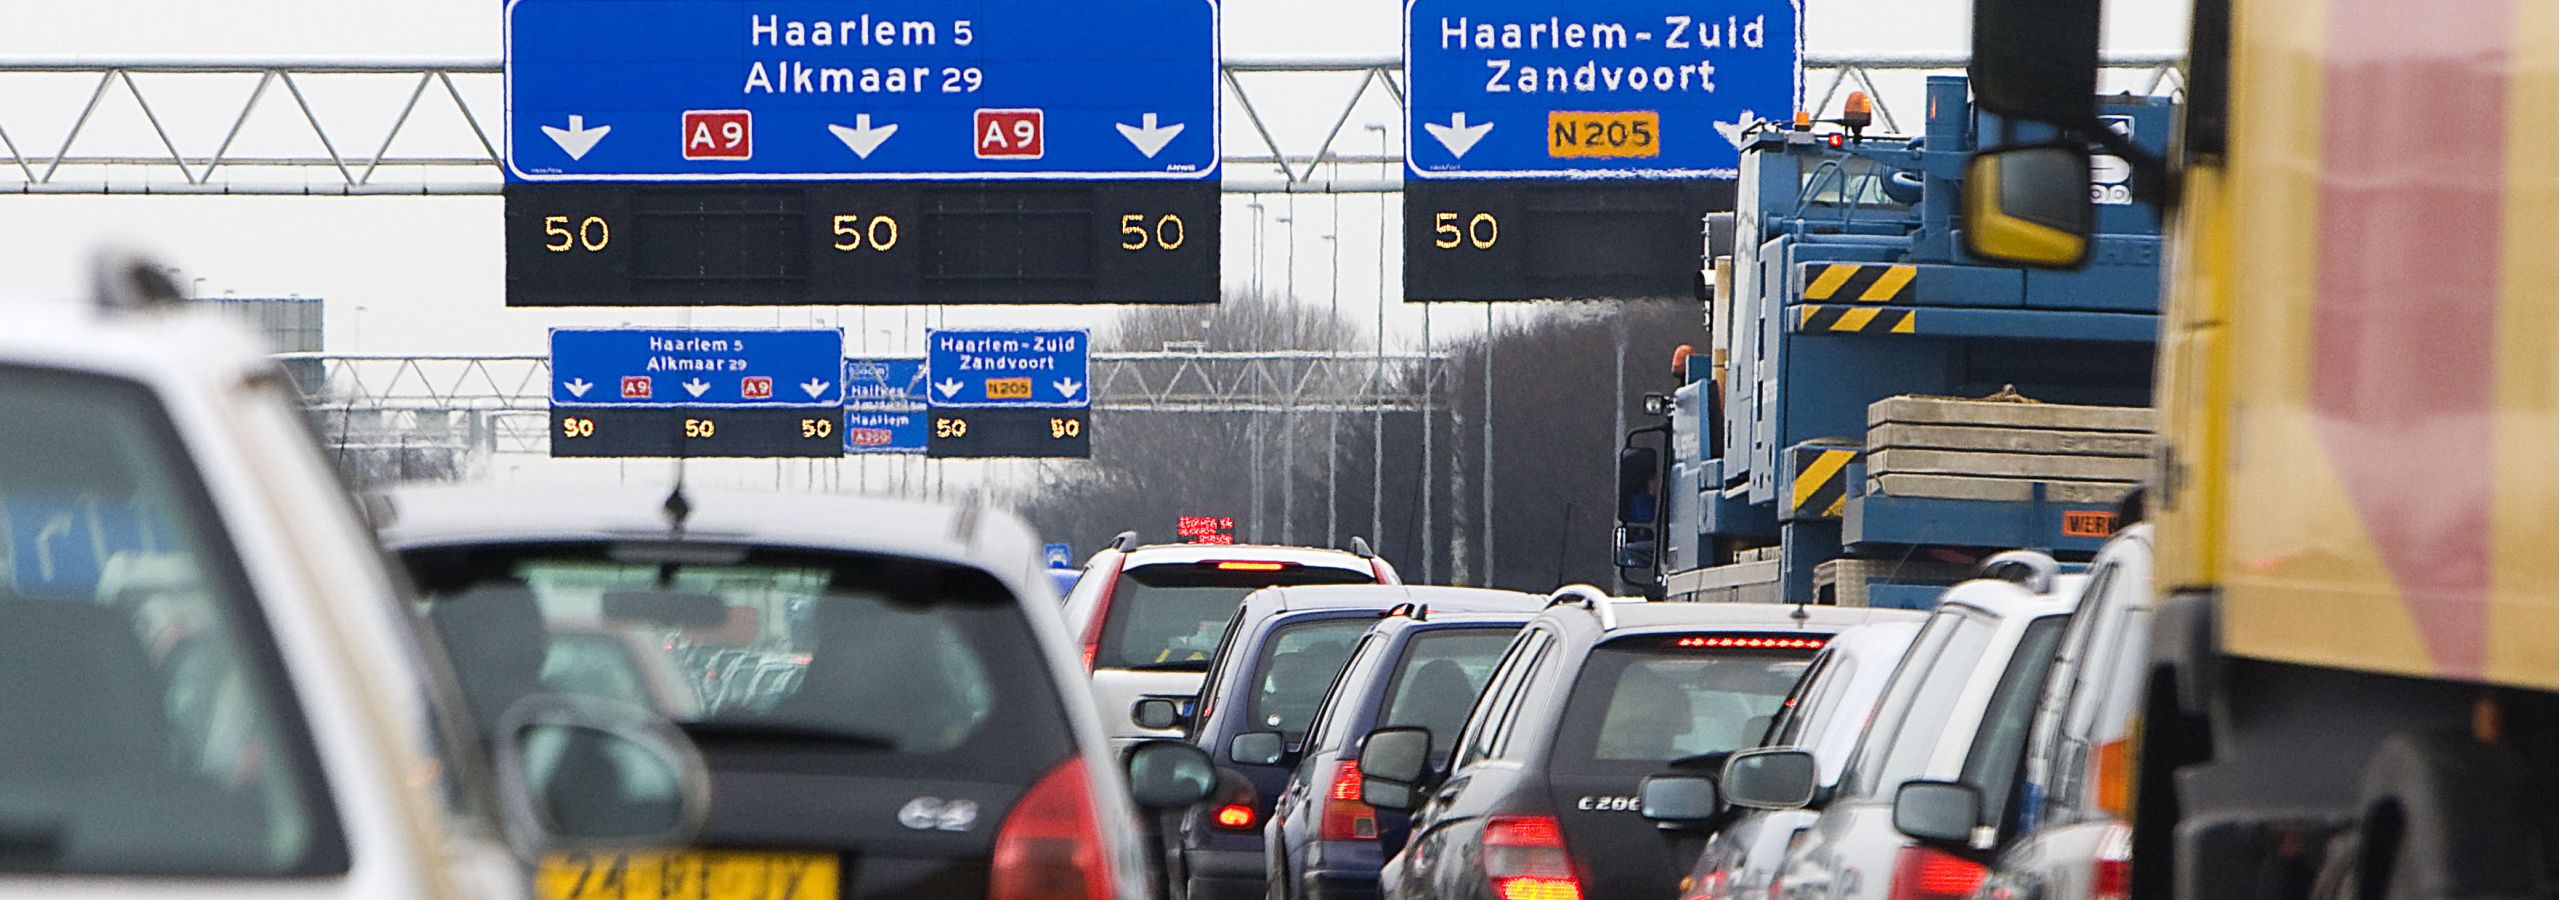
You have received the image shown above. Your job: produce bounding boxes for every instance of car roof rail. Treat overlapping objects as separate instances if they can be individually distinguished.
[1381,601,1429,621]
[1546,584,1619,630]
[91,247,188,312]
[1110,530,1140,552]
[1977,550,2061,595]
[1348,536,1377,559]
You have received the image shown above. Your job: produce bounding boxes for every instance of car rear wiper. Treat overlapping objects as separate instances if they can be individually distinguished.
[679,719,898,751]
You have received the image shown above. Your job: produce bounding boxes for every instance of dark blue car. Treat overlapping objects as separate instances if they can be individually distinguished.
[1161,585,1548,900]
[1263,608,1536,900]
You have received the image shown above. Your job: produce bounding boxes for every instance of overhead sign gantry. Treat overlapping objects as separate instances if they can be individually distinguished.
[503,0,1221,306]
[1402,0,1799,301]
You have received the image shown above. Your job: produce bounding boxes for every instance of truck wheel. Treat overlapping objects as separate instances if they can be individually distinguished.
[2310,730,2550,900]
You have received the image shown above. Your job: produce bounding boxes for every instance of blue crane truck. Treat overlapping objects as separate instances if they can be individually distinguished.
[1615,76,2172,607]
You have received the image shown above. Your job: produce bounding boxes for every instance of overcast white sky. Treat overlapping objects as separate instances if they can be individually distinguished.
[0,1,2182,492]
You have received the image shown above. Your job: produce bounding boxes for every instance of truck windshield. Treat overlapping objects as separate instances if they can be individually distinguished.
[0,366,343,877]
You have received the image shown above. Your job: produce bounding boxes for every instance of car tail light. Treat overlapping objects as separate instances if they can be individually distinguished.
[2090,822,2132,900]
[1215,560,1288,571]
[1214,803,1259,830]
[1075,555,1127,670]
[1317,760,1379,841]
[1484,815,1582,900]
[2091,735,2133,818]
[990,757,1114,900]
[1887,847,1986,900]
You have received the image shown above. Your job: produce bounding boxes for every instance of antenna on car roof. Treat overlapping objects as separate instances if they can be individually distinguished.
[1348,536,1376,559]
[1546,584,1618,630]
[1111,530,1140,551]
[662,481,693,540]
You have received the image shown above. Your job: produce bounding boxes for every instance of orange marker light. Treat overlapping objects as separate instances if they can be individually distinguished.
[1842,91,1874,130]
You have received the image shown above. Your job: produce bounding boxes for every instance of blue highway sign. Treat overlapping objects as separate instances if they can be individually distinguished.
[926,329,1091,409]
[843,357,928,408]
[550,328,845,406]
[1044,543,1076,568]
[505,0,1219,181]
[844,408,930,454]
[1403,0,1800,179]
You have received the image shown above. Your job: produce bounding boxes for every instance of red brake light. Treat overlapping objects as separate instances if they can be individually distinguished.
[2090,823,2132,900]
[1214,803,1258,829]
[1670,635,1827,650]
[990,757,1114,900]
[1484,815,1580,900]
[1317,760,1379,841]
[1215,561,1287,571]
[1888,847,1986,900]
[1075,554,1127,671]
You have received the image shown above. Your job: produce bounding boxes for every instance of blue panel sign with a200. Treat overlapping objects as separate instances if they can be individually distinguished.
[925,329,1091,408]
[550,328,845,406]
[843,356,928,454]
[504,0,1218,181]
[1404,0,1800,179]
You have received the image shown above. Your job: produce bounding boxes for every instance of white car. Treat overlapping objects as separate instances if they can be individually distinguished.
[1059,536,1399,749]
[0,255,696,898]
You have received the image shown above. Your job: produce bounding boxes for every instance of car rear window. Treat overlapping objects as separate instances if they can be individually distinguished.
[402,543,1074,781]
[0,367,344,877]
[1551,637,1819,771]
[1378,628,1519,755]
[1245,618,1377,737]
[1092,561,1373,670]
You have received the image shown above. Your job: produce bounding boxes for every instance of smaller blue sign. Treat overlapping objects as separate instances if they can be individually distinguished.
[844,357,928,408]
[551,328,844,407]
[926,329,1092,408]
[844,408,930,454]
[1043,543,1076,569]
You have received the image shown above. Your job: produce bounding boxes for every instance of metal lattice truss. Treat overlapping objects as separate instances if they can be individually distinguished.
[0,54,2183,196]
[279,350,1453,457]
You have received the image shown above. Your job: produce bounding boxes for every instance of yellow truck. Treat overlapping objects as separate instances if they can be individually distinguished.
[1958,0,2555,895]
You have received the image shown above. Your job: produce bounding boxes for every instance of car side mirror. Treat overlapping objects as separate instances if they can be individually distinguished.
[1126,740,1218,810]
[1719,748,1819,810]
[1230,730,1286,766]
[491,693,710,861]
[1639,774,1721,829]
[1962,144,2096,269]
[1357,726,1432,811]
[1892,780,1985,846]
[1133,697,1183,731]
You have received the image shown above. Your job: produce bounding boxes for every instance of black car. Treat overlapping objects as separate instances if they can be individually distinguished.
[1359,589,1918,900]
[1266,606,1541,900]
[1156,585,1549,900]
[376,484,1217,900]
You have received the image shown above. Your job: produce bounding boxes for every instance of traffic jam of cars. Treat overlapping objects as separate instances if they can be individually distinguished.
[0,254,2208,900]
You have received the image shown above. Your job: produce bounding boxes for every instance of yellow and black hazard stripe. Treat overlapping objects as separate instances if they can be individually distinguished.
[1802,263,1918,302]
[1796,305,1917,334]
[1789,446,1859,519]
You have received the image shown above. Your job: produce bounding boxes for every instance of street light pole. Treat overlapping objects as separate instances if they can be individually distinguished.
[1321,229,1339,549]
[1277,212,1296,544]
[1364,123,1389,549]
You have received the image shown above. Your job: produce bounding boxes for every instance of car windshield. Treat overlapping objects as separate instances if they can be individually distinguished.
[1245,618,1376,737]
[1552,640,1818,770]
[1378,627,1519,757]
[1093,561,1373,670]
[404,543,1073,777]
[0,367,341,877]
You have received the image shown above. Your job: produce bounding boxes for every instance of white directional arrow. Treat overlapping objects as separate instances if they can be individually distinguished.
[1713,110,1759,150]
[827,115,899,159]
[562,378,593,398]
[935,378,964,398]
[1054,377,1084,399]
[1423,112,1493,159]
[682,378,711,398]
[801,378,832,399]
[540,115,611,161]
[1115,113,1185,158]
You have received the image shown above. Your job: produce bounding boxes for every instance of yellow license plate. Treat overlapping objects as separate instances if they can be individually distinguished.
[537,850,839,900]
